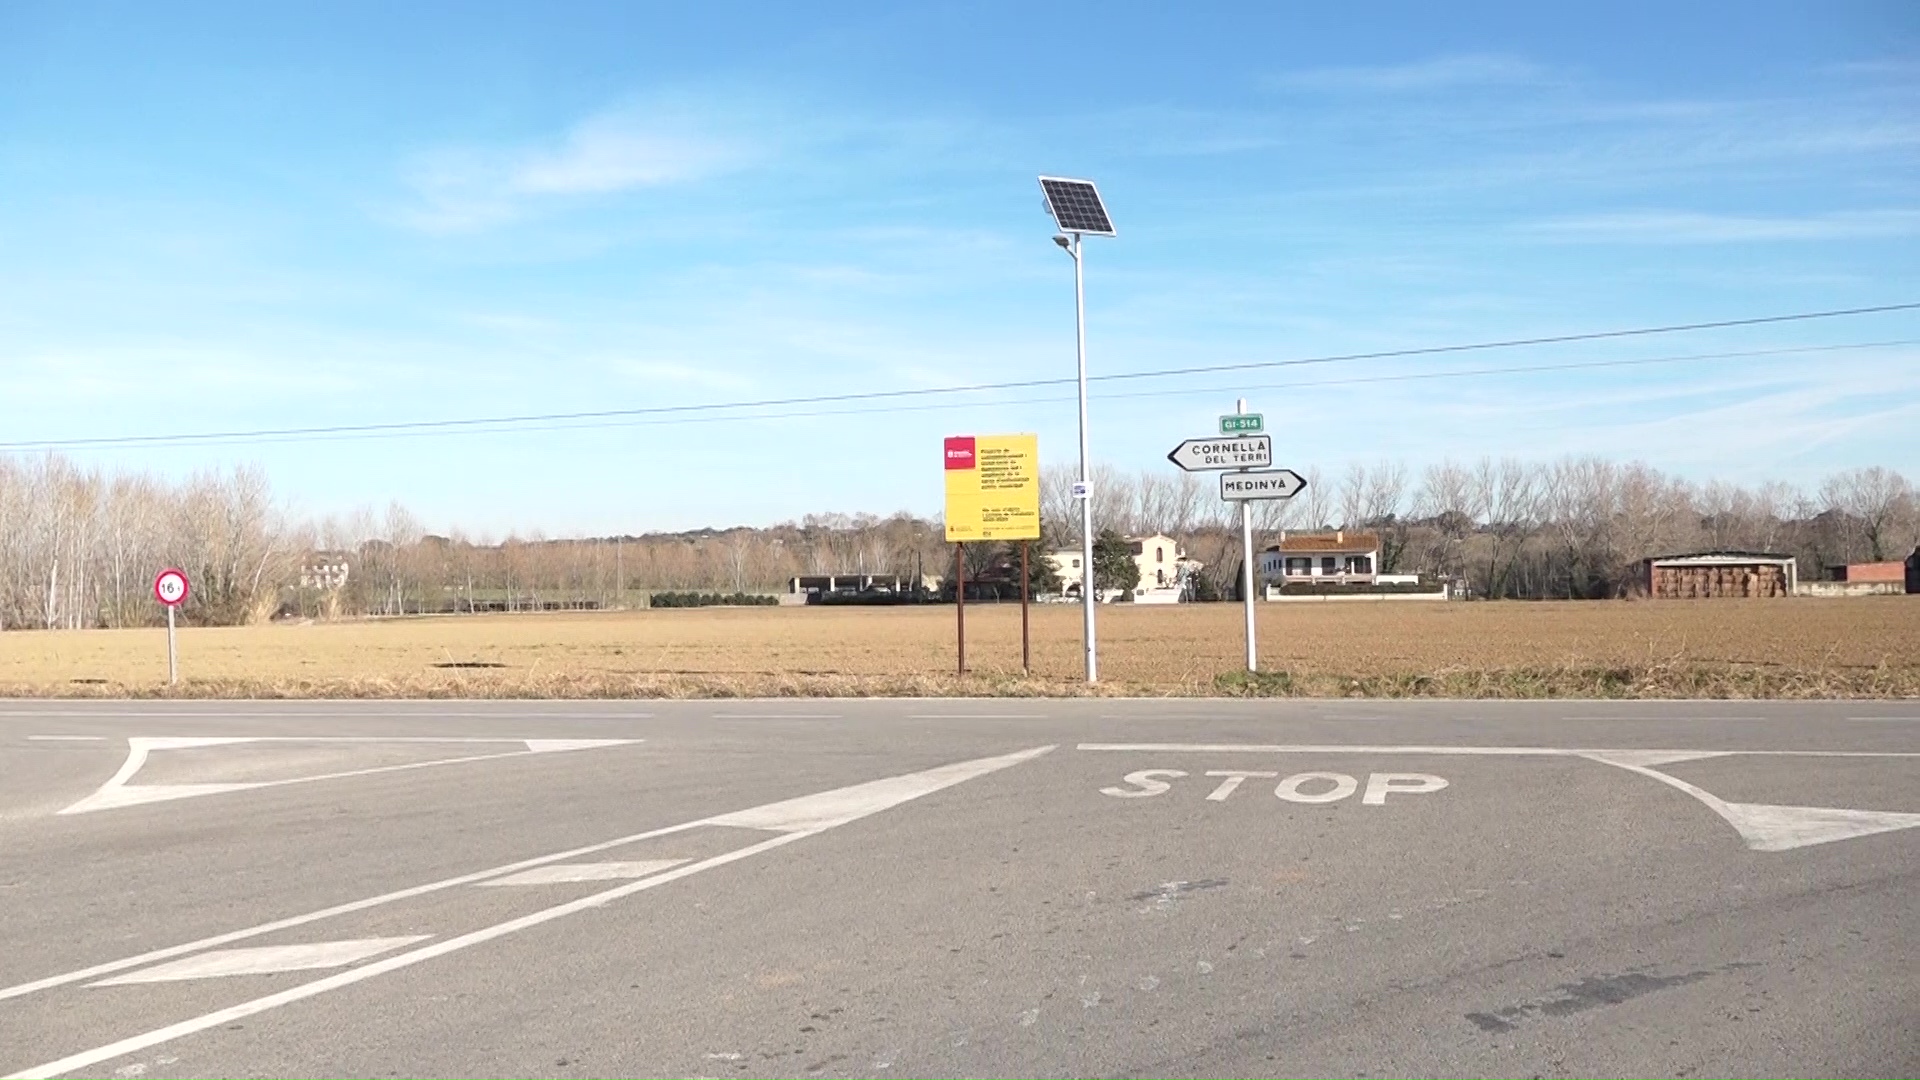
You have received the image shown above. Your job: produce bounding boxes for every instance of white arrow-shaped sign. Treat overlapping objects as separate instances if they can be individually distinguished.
[1167,435,1271,472]
[1221,469,1307,501]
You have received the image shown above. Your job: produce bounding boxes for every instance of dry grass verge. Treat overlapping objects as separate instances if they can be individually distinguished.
[3,598,1915,699]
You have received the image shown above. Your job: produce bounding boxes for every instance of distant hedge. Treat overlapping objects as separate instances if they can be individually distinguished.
[648,591,779,608]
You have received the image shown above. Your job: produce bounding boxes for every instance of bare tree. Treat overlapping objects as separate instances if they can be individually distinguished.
[1821,466,1913,562]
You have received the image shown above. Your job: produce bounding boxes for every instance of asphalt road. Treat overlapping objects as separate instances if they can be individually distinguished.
[0,699,1915,1079]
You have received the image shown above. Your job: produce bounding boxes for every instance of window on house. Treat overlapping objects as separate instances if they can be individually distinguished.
[1322,556,1337,574]
[1287,557,1310,576]
[1156,569,1165,585]
[1350,556,1373,574]
[1156,548,1164,563]
[1071,559,1080,569]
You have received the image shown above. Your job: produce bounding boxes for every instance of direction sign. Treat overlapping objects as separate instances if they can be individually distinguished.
[1221,469,1307,501]
[153,568,189,607]
[1219,413,1264,435]
[1166,435,1271,472]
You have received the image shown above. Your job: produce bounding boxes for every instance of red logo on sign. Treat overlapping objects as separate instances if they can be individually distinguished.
[944,436,976,470]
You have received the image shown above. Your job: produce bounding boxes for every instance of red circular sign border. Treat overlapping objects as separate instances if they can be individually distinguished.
[153,568,190,607]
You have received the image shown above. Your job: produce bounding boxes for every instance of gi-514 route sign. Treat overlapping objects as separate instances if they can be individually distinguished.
[944,433,1041,542]
[1219,413,1263,434]
[1166,435,1271,472]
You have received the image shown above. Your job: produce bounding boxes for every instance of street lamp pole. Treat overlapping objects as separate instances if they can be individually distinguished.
[1070,233,1097,684]
[1038,176,1116,687]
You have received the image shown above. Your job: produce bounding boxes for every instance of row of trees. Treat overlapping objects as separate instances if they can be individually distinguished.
[0,453,1912,628]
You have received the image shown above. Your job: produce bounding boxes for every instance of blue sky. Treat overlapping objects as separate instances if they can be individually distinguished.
[2,2,1916,535]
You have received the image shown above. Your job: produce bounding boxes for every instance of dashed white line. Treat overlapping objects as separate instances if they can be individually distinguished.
[91,938,430,986]
[26,736,107,742]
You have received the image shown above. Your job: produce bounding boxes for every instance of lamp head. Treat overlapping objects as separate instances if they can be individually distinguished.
[1052,234,1072,250]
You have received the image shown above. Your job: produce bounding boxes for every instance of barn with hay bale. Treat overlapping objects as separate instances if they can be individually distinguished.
[1641,551,1797,599]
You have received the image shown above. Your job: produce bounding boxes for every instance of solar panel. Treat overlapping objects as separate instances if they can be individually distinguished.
[1038,176,1115,236]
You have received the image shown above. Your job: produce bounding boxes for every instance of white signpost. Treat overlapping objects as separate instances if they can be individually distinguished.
[1221,469,1307,501]
[1166,404,1305,672]
[1165,436,1271,472]
[153,568,188,685]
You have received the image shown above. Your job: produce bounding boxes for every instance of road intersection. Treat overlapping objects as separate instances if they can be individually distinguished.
[1,699,1914,1077]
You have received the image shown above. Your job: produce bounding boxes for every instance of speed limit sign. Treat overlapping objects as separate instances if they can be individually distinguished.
[154,568,189,607]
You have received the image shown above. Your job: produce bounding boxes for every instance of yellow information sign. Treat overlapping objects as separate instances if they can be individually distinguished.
[943,433,1041,542]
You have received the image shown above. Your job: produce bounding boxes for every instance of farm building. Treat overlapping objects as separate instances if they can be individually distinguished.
[1642,552,1797,599]
[1827,561,1906,585]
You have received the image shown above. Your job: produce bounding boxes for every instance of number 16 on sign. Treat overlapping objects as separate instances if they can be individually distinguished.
[154,568,189,685]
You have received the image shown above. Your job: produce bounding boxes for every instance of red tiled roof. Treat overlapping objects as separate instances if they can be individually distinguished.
[1273,532,1379,553]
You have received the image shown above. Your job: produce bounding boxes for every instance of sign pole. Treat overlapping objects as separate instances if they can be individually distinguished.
[955,543,966,676]
[1237,398,1257,672]
[1020,541,1031,675]
[166,605,177,686]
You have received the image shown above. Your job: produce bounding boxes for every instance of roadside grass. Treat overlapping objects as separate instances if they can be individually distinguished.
[2,598,1914,699]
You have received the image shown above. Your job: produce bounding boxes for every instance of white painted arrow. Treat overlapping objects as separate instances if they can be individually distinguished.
[60,737,641,815]
[9,745,1056,1080]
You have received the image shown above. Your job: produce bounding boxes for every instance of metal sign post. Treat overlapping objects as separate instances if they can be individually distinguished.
[1166,412,1305,676]
[1235,399,1257,672]
[955,544,966,676]
[153,568,189,685]
[943,433,1041,679]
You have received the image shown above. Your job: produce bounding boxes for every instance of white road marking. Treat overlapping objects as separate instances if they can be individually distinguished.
[5,745,1054,1080]
[908,714,1049,719]
[59,737,639,814]
[25,736,107,742]
[477,860,688,886]
[1076,744,1918,851]
[708,746,1053,832]
[709,713,841,719]
[1361,773,1449,804]
[1572,749,1732,769]
[1714,804,1920,851]
[1276,772,1356,804]
[0,819,712,1004]
[1571,753,1920,852]
[0,710,652,719]
[91,938,429,986]
[1099,770,1186,798]
[1204,771,1277,801]
[1076,743,1920,758]
[1848,716,1920,722]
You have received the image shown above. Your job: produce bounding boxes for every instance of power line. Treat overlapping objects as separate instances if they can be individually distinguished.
[28,339,1911,450]
[4,301,1916,451]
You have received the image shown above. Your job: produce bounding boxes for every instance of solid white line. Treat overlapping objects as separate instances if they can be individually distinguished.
[1074,743,1920,758]
[0,707,656,714]
[1077,743,1567,755]
[0,819,707,1003]
[6,745,1054,1080]
[709,713,841,719]
[908,714,1049,719]
[5,838,806,1080]
[1848,716,1920,722]
[60,738,641,815]
[25,736,106,741]
[478,860,688,886]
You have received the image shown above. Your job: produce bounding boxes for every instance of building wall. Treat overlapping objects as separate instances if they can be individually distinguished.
[1649,563,1792,599]
[1838,562,1906,584]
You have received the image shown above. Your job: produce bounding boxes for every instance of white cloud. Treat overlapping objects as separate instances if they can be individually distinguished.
[1270,54,1547,93]
[1522,209,1920,244]
[393,103,758,232]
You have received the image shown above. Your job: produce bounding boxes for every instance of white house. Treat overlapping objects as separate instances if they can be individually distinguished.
[1258,530,1381,586]
[1046,534,1203,602]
